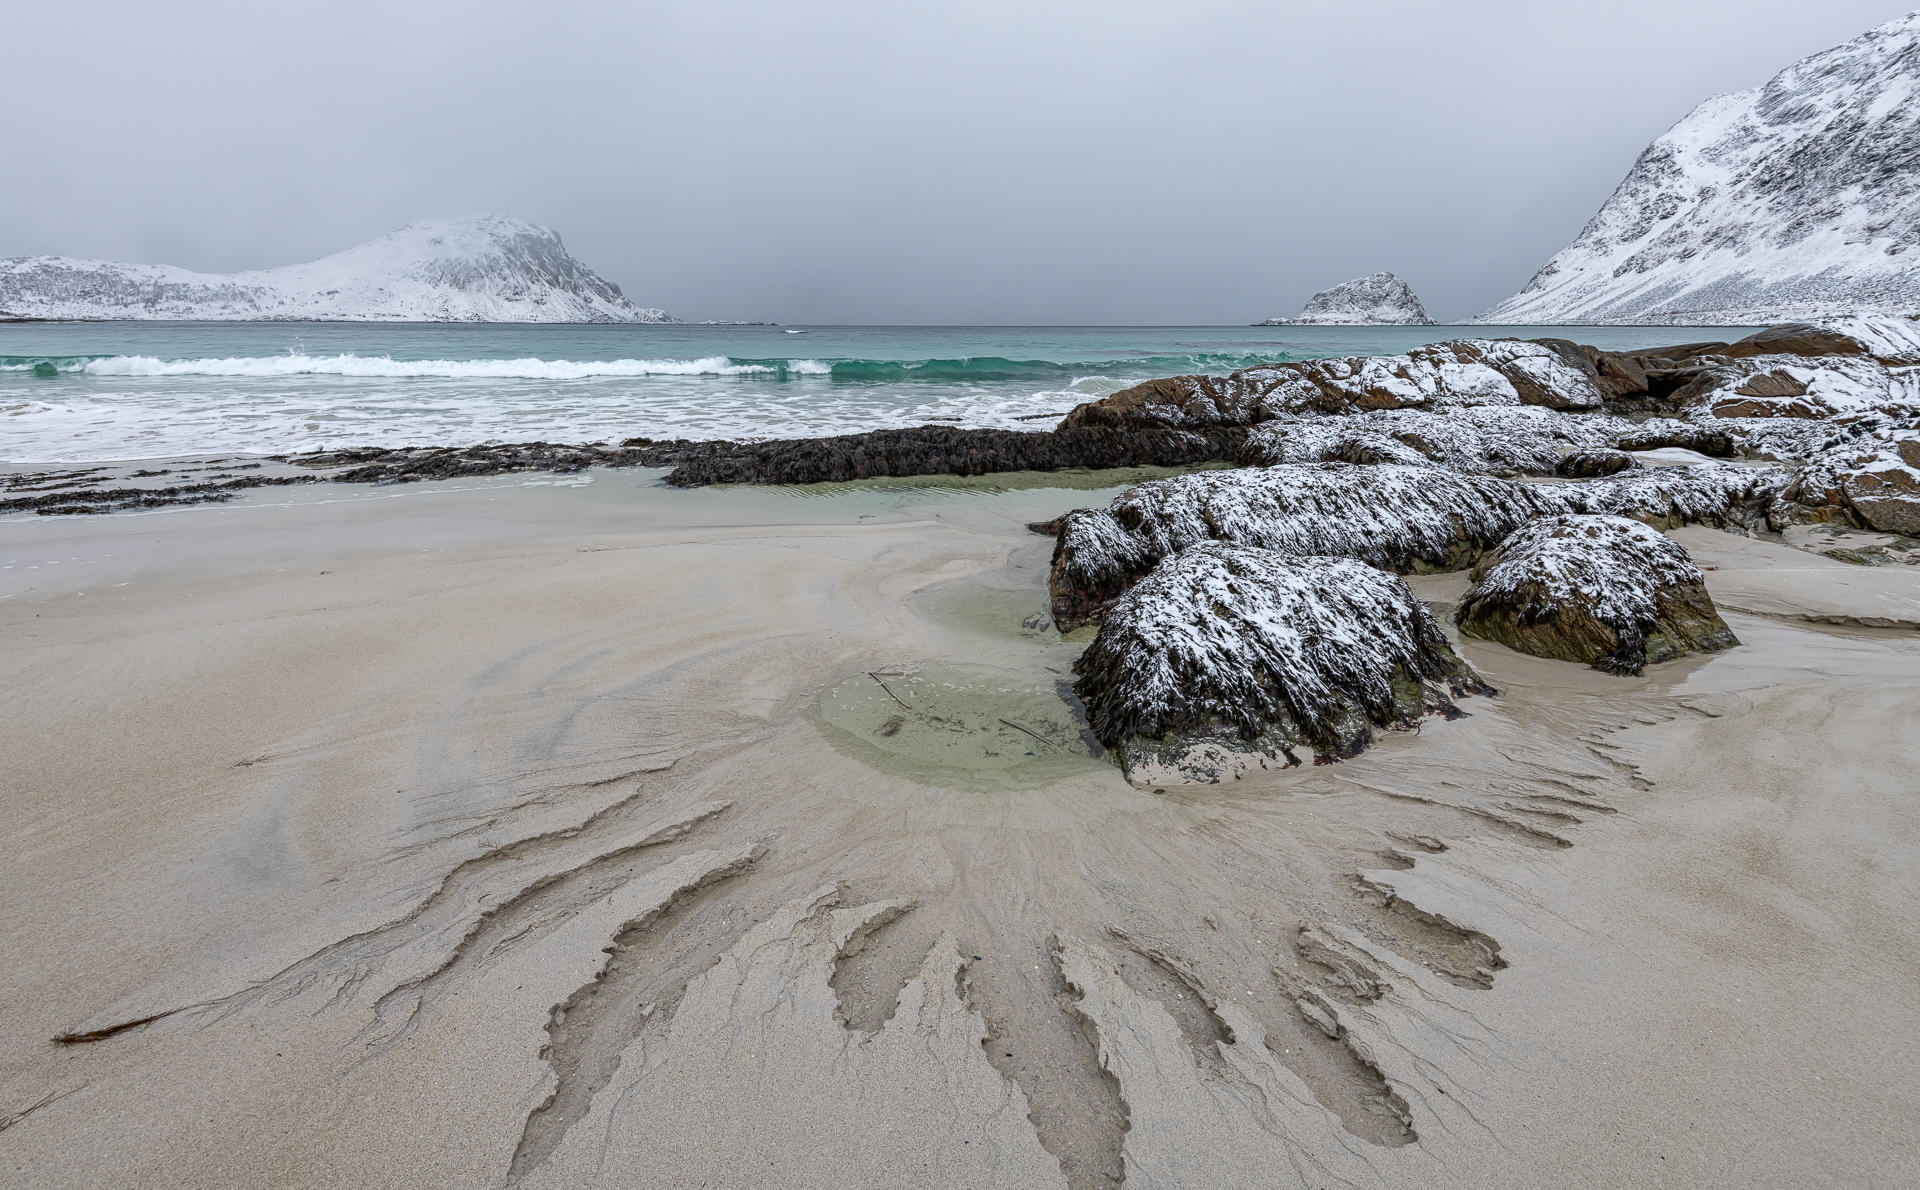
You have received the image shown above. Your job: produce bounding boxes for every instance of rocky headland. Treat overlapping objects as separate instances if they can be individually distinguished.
[0,215,675,323]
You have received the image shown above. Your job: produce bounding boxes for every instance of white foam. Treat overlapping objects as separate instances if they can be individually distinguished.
[74,353,782,380]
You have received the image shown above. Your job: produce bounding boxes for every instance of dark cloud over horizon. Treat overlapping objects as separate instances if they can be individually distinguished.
[6,1,1912,323]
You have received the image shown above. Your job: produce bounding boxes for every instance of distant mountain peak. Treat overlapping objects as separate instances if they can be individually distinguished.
[1477,11,1920,325]
[0,215,676,323]
[1260,271,1434,325]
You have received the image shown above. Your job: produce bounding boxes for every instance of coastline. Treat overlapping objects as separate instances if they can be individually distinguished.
[3,471,1916,1186]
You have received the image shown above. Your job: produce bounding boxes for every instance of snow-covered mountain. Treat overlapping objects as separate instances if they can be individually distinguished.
[1477,12,1920,325]
[0,215,675,323]
[1259,272,1434,325]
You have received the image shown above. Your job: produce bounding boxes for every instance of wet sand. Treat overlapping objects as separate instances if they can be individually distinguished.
[1,469,1916,1188]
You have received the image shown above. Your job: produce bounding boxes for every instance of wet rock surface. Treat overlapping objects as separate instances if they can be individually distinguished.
[1555,449,1636,478]
[1073,544,1492,782]
[1457,515,1739,675]
[658,425,1248,486]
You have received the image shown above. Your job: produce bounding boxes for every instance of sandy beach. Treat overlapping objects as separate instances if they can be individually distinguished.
[0,467,1913,1188]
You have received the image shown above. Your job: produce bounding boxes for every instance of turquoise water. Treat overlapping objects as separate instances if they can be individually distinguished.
[0,321,1753,463]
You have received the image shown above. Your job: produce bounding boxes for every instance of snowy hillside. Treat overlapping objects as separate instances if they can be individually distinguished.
[0,215,675,323]
[1260,272,1434,325]
[1478,11,1920,325]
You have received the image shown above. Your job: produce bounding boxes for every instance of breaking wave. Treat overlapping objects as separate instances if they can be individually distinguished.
[1,350,1296,383]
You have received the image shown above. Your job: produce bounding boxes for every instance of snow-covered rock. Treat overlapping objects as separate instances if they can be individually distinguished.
[0,215,674,323]
[1457,515,1738,674]
[1773,427,1920,535]
[1671,353,1920,420]
[1048,463,1563,630]
[1258,271,1435,326]
[1063,338,1606,431]
[1241,406,1619,475]
[1073,545,1491,783]
[1048,460,1785,629]
[1557,460,1785,528]
[1477,13,1920,325]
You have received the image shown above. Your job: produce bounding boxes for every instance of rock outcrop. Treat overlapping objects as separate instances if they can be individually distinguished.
[1048,464,1564,631]
[0,215,674,322]
[1259,271,1436,326]
[1242,406,1621,475]
[1048,460,1784,631]
[1073,544,1492,783]
[657,425,1248,486]
[1456,515,1738,674]
[1064,338,1606,432]
[1476,12,1920,324]
[1773,428,1920,535]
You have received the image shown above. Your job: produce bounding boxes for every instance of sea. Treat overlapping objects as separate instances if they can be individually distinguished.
[0,322,1751,464]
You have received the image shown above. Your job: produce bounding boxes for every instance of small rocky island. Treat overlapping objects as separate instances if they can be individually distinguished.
[1258,271,1435,326]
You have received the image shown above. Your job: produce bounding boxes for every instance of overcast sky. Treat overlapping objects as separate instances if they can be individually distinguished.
[6,1,1911,323]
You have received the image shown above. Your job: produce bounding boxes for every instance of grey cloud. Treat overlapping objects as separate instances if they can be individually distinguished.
[5,0,1910,322]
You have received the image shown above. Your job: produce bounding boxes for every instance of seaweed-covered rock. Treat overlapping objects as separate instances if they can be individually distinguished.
[1612,418,1737,457]
[660,425,1246,485]
[1558,461,1787,529]
[1456,516,1738,675]
[1554,449,1636,478]
[1773,428,1920,535]
[1049,463,1561,630]
[1074,545,1493,783]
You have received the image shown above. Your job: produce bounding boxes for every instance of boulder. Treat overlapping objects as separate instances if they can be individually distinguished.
[1611,419,1736,456]
[1073,544,1493,783]
[1554,449,1636,478]
[1456,515,1739,675]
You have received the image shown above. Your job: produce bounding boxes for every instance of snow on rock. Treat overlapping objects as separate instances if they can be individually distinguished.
[1048,463,1562,630]
[1241,406,1619,475]
[1476,13,1920,325]
[1073,545,1491,783]
[1665,352,1920,420]
[1258,271,1435,326]
[1457,515,1738,675]
[1773,427,1920,535]
[1063,338,1606,431]
[1557,460,1786,528]
[1048,460,1786,630]
[1819,316,1920,365]
[0,215,674,323]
